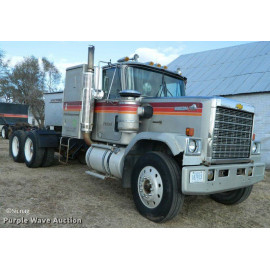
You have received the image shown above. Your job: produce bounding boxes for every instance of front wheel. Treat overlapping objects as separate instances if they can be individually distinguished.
[131,152,184,223]
[210,185,253,205]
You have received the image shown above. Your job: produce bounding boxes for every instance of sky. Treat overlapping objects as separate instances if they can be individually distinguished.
[0,41,252,88]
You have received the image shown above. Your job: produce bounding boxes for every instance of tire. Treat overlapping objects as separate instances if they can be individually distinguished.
[210,185,253,205]
[9,130,27,162]
[41,148,55,167]
[77,150,86,165]
[24,132,45,168]
[1,126,8,139]
[131,152,184,223]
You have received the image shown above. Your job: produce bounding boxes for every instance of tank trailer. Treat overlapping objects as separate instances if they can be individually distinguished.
[9,46,265,222]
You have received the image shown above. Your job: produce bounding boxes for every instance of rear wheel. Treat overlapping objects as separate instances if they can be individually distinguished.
[24,132,45,168]
[10,130,26,162]
[1,126,8,139]
[131,152,184,223]
[210,185,253,205]
[41,148,55,167]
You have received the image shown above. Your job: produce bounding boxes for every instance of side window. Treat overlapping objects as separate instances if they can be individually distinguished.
[102,67,122,99]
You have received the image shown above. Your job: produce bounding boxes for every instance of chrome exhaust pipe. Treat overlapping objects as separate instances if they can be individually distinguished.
[88,45,95,71]
[81,46,95,145]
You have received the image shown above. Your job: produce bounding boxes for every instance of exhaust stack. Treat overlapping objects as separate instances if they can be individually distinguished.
[81,46,95,145]
[88,46,95,71]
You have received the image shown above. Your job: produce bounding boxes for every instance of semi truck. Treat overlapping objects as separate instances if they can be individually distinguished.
[8,46,265,222]
[0,102,29,139]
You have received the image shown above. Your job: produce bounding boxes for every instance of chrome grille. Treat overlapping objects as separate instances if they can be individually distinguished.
[212,107,253,159]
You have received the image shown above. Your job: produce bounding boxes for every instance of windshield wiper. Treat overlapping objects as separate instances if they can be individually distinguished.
[156,76,173,97]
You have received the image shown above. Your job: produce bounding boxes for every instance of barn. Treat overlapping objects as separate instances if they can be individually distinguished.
[169,41,270,168]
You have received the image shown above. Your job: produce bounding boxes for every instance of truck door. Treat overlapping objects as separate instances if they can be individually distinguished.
[93,66,122,142]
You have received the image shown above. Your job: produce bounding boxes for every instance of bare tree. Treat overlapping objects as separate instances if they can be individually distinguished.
[0,49,6,77]
[6,56,61,127]
[0,49,12,102]
[8,56,44,126]
[41,57,61,92]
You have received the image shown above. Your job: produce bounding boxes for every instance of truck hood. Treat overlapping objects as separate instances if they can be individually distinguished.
[142,96,255,114]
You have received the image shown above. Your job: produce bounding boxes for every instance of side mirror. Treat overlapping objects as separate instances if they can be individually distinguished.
[93,66,104,99]
[94,66,103,90]
[93,89,104,100]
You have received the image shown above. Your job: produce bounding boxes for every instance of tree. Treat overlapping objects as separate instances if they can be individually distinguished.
[41,57,61,92]
[7,56,61,127]
[0,49,6,76]
[0,49,12,102]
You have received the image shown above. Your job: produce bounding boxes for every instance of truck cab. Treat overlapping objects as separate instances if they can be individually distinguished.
[92,61,187,145]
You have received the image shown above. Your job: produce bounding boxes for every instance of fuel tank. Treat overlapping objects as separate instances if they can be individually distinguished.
[86,144,125,179]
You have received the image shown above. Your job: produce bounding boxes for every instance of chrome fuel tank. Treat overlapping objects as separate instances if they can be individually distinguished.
[86,144,125,179]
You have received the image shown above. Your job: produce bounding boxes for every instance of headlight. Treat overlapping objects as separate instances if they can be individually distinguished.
[251,143,257,153]
[188,140,197,153]
[186,138,202,155]
[251,142,261,155]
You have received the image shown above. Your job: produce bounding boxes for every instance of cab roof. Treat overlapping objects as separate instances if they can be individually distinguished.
[104,61,187,82]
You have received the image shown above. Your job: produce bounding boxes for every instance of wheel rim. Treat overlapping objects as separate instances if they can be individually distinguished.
[2,128,5,138]
[24,137,34,162]
[12,136,19,157]
[138,166,163,209]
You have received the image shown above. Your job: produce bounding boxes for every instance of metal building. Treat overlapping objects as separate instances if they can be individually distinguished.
[169,41,270,167]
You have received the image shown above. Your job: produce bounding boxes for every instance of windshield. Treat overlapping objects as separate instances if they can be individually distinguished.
[126,66,185,97]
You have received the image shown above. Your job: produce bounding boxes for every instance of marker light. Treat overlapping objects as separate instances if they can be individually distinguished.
[186,128,194,137]
[252,134,256,141]
[163,66,168,69]
[117,56,130,63]
[156,63,161,67]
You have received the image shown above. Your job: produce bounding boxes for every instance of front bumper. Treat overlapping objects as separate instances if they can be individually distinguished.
[182,162,265,195]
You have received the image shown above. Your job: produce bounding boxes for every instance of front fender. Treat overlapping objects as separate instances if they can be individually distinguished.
[124,132,186,157]
[124,132,203,166]
[121,132,203,188]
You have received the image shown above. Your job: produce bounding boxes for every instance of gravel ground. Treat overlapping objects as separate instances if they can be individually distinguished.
[0,138,269,228]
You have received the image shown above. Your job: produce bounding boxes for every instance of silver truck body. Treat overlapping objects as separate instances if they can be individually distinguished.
[60,59,265,196]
